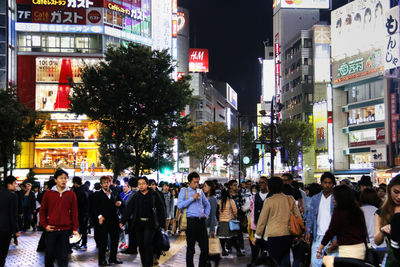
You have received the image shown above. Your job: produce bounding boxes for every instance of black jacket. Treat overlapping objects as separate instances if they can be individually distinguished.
[19,190,36,211]
[0,189,19,233]
[73,186,89,216]
[121,189,166,230]
[92,189,123,225]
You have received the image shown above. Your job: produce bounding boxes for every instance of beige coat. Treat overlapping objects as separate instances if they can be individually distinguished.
[255,193,301,239]
[218,199,237,222]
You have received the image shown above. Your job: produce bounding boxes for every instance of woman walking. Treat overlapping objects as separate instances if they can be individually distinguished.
[374,175,400,266]
[317,185,368,267]
[217,189,244,257]
[253,177,301,266]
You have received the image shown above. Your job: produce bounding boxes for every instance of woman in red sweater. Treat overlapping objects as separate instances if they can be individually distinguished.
[317,185,368,267]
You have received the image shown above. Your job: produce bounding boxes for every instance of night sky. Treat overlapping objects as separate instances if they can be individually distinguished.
[179,0,360,117]
[180,0,273,117]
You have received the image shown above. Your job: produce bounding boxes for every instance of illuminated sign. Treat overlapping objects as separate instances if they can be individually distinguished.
[313,25,330,83]
[177,11,185,32]
[262,59,275,101]
[50,113,88,122]
[332,50,384,87]
[32,0,94,8]
[106,1,149,22]
[189,49,209,73]
[226,83,238,110]
[331,0,389,61]
[172,14,178,37]
[273,0,329,12]
[313,102,328,151]
[16,22,103,33]
[384,6,399,70]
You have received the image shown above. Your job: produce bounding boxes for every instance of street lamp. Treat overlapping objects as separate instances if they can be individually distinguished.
[72,140,79,177]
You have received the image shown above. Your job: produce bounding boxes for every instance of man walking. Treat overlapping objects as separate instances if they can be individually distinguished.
[21,182,36,232]
[305,172,337,267]
[39,169,79,267]
[178,172,210,267]
[72,176,89,250]
[93,176,123,266]
[120,176,166,267]
[0,176,20,267]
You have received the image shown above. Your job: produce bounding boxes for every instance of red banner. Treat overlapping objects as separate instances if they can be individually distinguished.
[189,49,209,73]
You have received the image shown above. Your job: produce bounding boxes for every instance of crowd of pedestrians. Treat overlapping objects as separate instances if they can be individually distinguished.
[0,170,400,267]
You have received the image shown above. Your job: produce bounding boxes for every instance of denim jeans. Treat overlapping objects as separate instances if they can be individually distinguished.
[311,235,338,267]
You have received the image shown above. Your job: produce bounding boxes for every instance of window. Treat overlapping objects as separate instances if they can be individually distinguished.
[347,80,383,103]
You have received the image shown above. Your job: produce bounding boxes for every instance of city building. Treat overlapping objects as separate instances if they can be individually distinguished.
[1,0,16,89]
[331,0,391,183]
[12,0,175,181]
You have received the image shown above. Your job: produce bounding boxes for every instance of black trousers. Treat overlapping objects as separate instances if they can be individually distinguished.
[45,230,70,267]
[0,232,11,267]
[134,221,155,267]
[250,239,261,264]
[78,215,88,246]
[97,221,119,263]
[186,217,209,267]
[22,207,33,231]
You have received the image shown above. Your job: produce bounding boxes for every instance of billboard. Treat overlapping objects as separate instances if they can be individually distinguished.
[226,83,238,110]
[332,49,384,87]
[313,25,331,83]
[273,0,329,13]
[331,0,389,61]
[189,49,209,73]
[313,101,328,151]
[262,59,275,102]
[384,6,399,70]
[35,57,101,111]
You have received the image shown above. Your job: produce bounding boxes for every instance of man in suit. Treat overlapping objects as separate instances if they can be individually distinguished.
[93,176,123,266]
[0,176,20,267]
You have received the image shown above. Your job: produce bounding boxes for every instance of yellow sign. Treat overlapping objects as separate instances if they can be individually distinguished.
[35,142,99,149]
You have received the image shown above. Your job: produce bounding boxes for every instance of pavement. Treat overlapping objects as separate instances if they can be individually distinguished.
[5,231,253,267]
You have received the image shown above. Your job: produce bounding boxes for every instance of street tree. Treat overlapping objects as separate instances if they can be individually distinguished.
[70,44,192,178]
[0,87,43,179]
[276,119,313,174]
[184,121,232,173]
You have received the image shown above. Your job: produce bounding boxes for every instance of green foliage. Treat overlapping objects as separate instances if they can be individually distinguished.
[0,87,43,178]
[276,119,313,172]
[70,44,192,177]
[184,121,232,173]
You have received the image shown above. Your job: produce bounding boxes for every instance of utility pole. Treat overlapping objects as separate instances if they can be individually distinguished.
[270,97,275,177]
[237,113,241,182]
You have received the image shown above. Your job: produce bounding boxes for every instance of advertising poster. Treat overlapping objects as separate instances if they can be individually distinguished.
[226,83,238,110]
[384,6,399,70]
[331,0,389,61]
[262,59,275,102]
[189,49,209,73]
[313,102,328,151]
[35,57,101,111]
[273,0,329,13]
[313,25,331,83]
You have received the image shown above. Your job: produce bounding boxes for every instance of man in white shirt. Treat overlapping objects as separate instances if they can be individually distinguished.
[305,172,336,267]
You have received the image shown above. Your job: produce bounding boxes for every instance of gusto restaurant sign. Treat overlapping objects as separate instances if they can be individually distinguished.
[106,1,149,21]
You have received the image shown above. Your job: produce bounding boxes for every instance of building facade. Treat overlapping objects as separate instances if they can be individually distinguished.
[13,0,174,180]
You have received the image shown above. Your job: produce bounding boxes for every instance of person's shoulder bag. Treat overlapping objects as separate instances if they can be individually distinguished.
[287,196,305,236]
[229,199,240,231]
[178,188,188,231]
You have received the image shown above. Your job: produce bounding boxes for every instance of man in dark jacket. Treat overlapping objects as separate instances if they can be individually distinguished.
[20,182,36,232]
[39,169,79,267]
[0,176,20,267]
[120,176,166,267]
[72,176,89,250]
[93,176,123,266]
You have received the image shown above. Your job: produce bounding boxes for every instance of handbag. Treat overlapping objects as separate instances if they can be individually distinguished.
[363,224,380,267]
[178,188,188,231]
[156,229,170,252]
[152,194,160,230]
[229,199,240,231]
[209,237,221,255]
[287,196,305,236]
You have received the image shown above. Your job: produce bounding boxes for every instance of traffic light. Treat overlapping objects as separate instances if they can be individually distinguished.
[252,147,259,164]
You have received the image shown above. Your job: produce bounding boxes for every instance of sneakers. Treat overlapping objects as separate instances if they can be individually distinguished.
[119,242,126,249]
[80,245,87,251]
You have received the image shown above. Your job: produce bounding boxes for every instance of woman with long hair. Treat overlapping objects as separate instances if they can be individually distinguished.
[203,181,218,236]
[217,189,243,256]
[374,175,400,266]
[317,185,368,267]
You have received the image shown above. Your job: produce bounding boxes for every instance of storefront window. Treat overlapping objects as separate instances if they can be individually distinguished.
[348,104,384,125]
[38,116,99,140]
[349,129,376,145]
[347,80,384,103]
[350,152,373,169]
